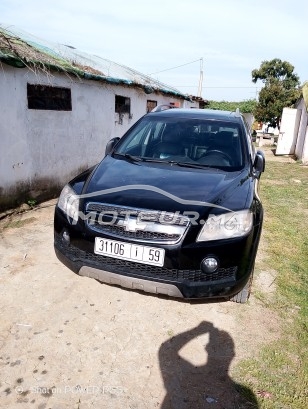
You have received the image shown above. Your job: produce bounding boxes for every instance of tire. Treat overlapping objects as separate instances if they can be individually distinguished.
[230,272,254,304]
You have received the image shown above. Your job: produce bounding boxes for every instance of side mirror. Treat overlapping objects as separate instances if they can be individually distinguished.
[253,150,265,178]
[105,137,120,156]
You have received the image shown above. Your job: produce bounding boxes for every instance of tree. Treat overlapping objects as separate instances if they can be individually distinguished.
[252,59,301,129]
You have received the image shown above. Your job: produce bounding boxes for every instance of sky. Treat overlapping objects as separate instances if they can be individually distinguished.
[0,0,307,102]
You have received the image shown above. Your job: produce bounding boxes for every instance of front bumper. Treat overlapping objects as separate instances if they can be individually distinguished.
[54,230,257,299]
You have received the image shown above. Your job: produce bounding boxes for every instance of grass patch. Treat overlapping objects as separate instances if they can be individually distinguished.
[233,161,308,408]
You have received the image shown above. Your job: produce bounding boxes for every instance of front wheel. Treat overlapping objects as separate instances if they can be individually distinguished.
[230,271,254,304]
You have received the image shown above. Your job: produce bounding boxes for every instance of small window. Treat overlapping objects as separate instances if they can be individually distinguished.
[146,100,157,113]
[169,102,180,108]
[115,95,131,114]
[27,84,72,111]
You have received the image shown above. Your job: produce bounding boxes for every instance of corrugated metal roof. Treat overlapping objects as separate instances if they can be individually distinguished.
[0,25,191,100]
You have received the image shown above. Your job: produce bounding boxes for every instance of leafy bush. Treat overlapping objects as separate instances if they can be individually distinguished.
[206,99,257,113]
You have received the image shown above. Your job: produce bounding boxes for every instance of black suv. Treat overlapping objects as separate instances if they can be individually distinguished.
[54,108,265,303]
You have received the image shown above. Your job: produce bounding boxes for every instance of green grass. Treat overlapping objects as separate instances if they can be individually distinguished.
[233,161,308,408]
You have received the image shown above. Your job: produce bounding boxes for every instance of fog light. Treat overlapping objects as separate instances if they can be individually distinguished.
[62,230,70,244]
[201,257,219,273]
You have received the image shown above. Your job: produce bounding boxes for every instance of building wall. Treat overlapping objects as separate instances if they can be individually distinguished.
[302,128,308,164]
[276,108,301,155]
[294,98,308,163]
[242,113,254,130]
[0,66,196,210]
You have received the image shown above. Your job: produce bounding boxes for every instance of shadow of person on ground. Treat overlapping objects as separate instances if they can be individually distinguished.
[159,321,259,409]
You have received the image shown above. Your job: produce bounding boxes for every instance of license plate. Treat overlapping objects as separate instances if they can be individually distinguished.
[94,238,165,267]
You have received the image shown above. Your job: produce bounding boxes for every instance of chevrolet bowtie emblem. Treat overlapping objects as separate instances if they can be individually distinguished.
[117,217,147,232]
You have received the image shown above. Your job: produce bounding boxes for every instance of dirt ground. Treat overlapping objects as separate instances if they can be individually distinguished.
[0,148,284,409]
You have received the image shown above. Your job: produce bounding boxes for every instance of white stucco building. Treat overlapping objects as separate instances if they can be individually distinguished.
[276,82,308,164]
[0,26,204,211]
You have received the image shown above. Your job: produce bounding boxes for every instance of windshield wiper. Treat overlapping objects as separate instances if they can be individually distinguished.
[114,152,143,162]
[114,154,212,168]
[114,153,168,164]
[140,158,206,166]
[140,157,168,163]
[172,161,212,169]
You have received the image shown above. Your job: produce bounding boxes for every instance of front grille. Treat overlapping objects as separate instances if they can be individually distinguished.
[56,237,237,283]
[85,202,190,244]
[90,222,180,241]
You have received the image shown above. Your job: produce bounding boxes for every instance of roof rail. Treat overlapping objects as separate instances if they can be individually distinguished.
[235,108,241,117]
[151,104,179,113]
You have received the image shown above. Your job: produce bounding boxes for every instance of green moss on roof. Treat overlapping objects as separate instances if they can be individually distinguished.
[0,29,99,76]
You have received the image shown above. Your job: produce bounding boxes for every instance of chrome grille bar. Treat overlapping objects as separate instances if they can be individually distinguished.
[85,202,190,244]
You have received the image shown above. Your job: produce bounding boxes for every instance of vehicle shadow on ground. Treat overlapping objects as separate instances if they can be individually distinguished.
[159,321,259,409]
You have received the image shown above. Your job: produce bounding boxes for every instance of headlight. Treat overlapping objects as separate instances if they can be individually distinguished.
[196,210,253,242]
[57,185,79,223]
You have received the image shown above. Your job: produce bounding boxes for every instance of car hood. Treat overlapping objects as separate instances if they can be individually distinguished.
[82,156,251,214]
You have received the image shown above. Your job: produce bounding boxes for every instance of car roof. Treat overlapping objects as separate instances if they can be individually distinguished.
[147,108,242,122]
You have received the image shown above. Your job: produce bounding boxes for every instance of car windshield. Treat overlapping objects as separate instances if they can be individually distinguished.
[114,116,245,170]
